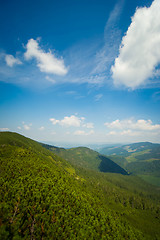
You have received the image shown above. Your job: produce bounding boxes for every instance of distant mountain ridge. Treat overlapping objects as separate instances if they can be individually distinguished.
[98,142,160,186]
[98,142,160,157]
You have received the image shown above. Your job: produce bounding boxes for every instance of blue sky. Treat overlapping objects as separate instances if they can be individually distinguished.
[0,0,160,146]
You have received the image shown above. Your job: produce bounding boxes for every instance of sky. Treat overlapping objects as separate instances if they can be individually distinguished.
[0,0,160,146]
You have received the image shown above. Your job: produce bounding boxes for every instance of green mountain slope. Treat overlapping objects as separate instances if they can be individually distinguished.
[98,142,160,186]
[42,144,128,175]
[1,132,160,239]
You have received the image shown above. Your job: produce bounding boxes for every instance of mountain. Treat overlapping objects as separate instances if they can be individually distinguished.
[1,132,160,239]
[99,142,160,157]
[41,144,128,175]
[98,142,160,186]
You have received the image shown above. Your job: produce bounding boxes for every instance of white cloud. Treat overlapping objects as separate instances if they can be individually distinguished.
[50,115,94,129]
[107,131,117,136]
[104,119,160,131]
[50,119,60,125]
[45,76,56,83]
[17,126,21,130]
[24,124,31,130]
[105,119,160,143]
[112,0,160,89]
[119,130,140,136]
[24,38,68,76]
[5,54,22,67]
[107,129,140,137]
[39,126,44,131]
[22,122,32,131]
[0,128,9,131]
[133,119,160,131]
[50,115,84,127]
[74,130,94,136]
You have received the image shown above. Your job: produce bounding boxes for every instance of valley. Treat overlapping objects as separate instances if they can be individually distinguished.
[98,142,160,187]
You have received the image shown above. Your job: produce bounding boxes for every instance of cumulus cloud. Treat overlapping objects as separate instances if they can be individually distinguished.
[24,124,31,130]
[24,38,68,76]
[74,130,94,136]
[50,115,84,127]
[21,122,32,130]
[105,119,160,142]
[50,115,94,129]
[5,54,22,67]
[104,119,160,131]
[111,0,160,89]
[50,119,60,125]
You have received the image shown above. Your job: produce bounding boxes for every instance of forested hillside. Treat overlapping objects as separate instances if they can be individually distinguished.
[42,144,128,175]
[0,132,160,239]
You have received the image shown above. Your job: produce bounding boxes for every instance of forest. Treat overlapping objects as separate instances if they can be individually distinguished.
[0,132,160,239]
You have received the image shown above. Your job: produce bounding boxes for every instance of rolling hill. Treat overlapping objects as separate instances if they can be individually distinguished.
[0,132,160,239]
[41,144,128,175]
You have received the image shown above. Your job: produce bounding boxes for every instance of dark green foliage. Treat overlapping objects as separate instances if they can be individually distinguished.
[0,132,160,239]
[109,155,127,169]
[127,160,160,175]
[98,155,128,174]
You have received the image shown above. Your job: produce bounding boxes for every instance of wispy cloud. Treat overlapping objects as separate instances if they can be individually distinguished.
[112,0,160,89]
[95,94,103,101]
[24,38,68,76]
[45,76,56,83]
[152,91,160,101]
[5,54,22,67]
[92,0,124,76]
[61,1,124,86]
